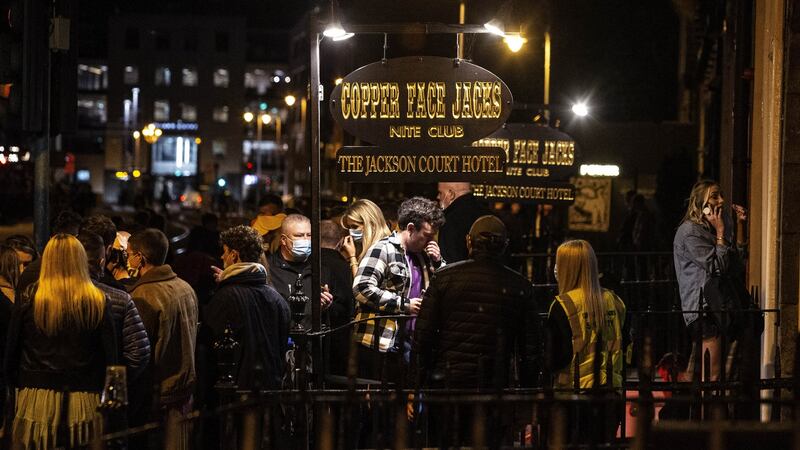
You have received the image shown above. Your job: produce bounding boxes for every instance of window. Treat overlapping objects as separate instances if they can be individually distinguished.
[213,67,229,88]
[181,67,198,86]
[77,64,108,91]
[244,69,270,95]
[152,136,198,176]
[215,31,229,52]
[124,28,139,50]
[77,94,107,126]
[154,30,170,51]
[155,66,171,86]
[212,106,229,123]
[123,65,139,85]
[212,140,227,158]
[184,32,198,52]
[180,103,197,121]
[154,100,170,121]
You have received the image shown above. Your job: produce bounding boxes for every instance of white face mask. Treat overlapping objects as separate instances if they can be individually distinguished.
[349,228,363,242]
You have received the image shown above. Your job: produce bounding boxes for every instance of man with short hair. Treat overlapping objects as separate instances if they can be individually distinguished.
[352,197,445,381]
[77,231,151,380]
[411,216,532,446]
[266,214,337,324]
[205,225,290,390]
[80,214,128,289]
[436,182,490,263]
[127,228,198,448]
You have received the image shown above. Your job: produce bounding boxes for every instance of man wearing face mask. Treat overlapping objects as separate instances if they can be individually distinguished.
[266,214,337,327]
[437,182,490,263]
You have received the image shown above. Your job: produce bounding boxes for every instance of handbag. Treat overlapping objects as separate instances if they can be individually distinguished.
[702,246,761,340]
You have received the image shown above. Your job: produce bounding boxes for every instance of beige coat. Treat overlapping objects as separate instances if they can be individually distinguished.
[130,264,198,405]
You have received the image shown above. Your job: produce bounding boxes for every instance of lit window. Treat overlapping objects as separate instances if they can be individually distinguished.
[154,100,170,121]
[155,67,171,86]
[78,64,108,91]
[182,67,198,86]
[212,140,227,157]
[212,106,229,123]
[123,66,139,85]
[244,69,269,95]
[180,103,197,121]
[77,94,107,126]
[213,68,229,88]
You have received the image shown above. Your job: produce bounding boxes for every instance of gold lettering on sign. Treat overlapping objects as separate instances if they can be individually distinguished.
[452,82,503,119]
[405,82,447,119]
[541,140,575,166]
[340,82,401,119]
[428,125,464,138]
[389,126,421,138]
[513,139,540,164]
[474,138,511,162]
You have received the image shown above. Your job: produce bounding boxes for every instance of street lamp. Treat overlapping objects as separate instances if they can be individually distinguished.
[284,95,296,107]
[136,123,162,173]
[571,102,589,117]
[323,0,353,41]
[503,34,527,53]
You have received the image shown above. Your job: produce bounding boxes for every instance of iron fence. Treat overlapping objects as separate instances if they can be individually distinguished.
[85,252,789,450]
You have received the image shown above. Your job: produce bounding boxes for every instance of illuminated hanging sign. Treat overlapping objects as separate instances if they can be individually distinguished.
[336,146,506,182]
[470,123,580,204]
[330,56,513,149]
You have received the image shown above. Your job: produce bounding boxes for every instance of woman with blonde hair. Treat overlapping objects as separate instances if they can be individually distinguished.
[674,180,747,382]
[547,239,625,442]
[5,234,117,449]
[338,199,392,276]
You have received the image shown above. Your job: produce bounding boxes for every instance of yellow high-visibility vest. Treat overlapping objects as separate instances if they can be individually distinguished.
[550,289,626,390]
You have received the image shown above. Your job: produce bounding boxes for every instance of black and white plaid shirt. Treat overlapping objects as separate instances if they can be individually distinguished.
[352,232,442,352]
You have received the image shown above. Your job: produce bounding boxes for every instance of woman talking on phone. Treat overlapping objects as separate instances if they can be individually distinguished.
[674,180,747,381]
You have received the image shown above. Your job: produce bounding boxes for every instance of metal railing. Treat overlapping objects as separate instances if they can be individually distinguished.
[89,252,789,449]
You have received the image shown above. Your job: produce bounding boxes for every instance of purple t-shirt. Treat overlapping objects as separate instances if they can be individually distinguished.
[403,253,424,360]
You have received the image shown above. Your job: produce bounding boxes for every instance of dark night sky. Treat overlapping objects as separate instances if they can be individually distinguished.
[78,0,680,123]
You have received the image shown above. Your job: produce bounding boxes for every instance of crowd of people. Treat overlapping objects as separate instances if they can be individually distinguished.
[0,178,754,448]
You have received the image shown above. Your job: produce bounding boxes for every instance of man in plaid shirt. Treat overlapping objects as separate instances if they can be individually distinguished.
[352,197,446,382]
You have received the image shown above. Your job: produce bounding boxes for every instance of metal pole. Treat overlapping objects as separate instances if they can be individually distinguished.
[543,31,551,124]
[309,9,323,385]
[457,1,465,59]
[34,7,53,252]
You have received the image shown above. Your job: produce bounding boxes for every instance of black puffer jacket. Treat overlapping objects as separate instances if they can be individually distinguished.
[412,254,533,388]
[205,268,290,390]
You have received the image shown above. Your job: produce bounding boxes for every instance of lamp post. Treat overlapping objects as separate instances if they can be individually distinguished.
[139,123,162,173]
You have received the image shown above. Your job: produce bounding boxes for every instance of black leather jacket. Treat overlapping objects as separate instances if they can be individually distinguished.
[5,298,118,392]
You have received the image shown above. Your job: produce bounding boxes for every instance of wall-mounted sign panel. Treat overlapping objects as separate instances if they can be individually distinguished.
[336,146,506,183]
[330,56,513,149]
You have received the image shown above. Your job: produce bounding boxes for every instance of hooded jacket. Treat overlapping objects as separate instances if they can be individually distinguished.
[129,264,198,405]
[205,263,290,390]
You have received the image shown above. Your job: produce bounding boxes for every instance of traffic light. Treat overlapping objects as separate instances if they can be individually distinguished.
[0,0,49,137]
